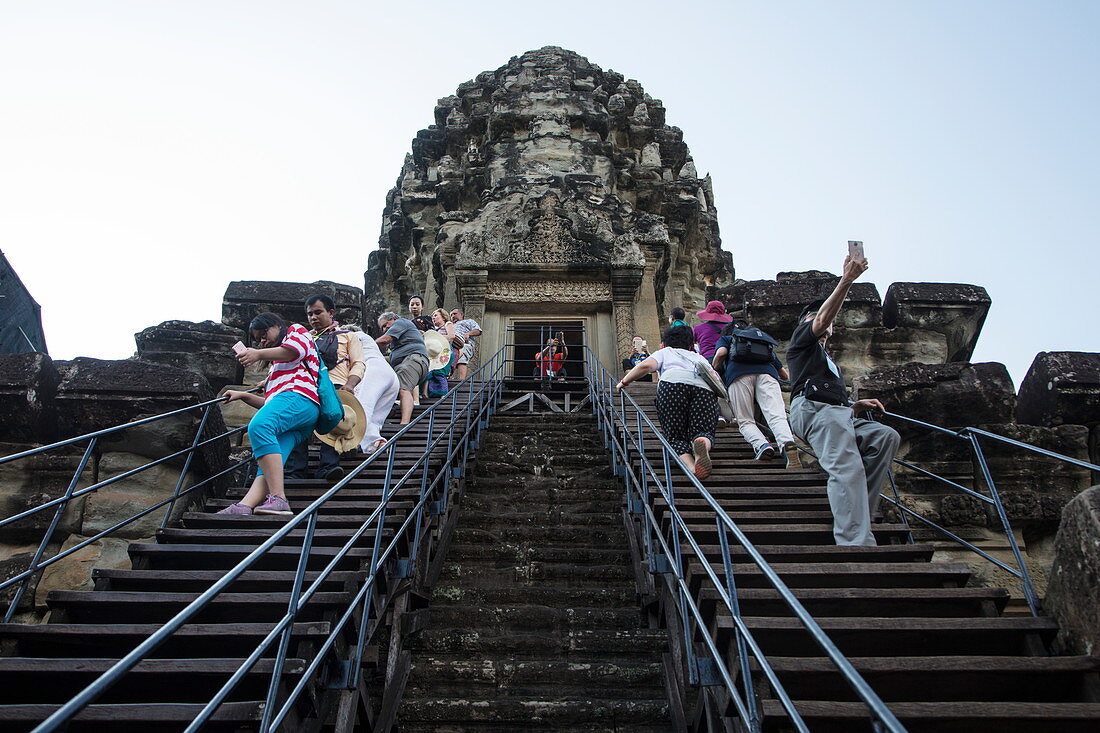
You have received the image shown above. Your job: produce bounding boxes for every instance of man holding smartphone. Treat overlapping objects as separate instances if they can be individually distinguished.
[786,251,900,546]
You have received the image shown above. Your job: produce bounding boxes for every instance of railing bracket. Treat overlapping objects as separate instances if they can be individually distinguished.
[693,656,724,687]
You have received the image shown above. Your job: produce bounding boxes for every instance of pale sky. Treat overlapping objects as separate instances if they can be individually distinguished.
[1,1,1096,387]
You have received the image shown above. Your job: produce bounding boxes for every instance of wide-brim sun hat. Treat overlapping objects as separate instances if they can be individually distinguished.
[696,300,733,323]
[423,330,452,372]
[316,390,368,454]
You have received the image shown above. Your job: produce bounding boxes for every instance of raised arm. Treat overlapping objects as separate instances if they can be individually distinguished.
[812,255,868,338]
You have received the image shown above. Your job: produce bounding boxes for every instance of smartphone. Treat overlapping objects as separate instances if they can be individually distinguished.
[848,240,865,260]
[231,340,247,356]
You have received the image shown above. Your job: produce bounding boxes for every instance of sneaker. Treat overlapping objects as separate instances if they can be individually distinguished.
[754,443,777,461]
[254,494,293,516]
[322,466,345,484]
[783,442,803,469]
[216,503,253,516]
[692,437,712,480]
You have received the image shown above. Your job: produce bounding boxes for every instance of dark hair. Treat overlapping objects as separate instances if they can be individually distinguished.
[670,307,686,321]
[662,324,694,350]
[305,293,335,311]
[408,295,424,305]
[249,312,287,344]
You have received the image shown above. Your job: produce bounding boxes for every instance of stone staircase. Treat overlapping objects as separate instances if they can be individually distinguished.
[0,394,467,732]
[397,412,672,731]
[618,382,1100,732]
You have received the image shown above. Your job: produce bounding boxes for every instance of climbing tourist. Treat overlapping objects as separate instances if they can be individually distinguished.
[449,306,482,381]
[285,294,366,483]
[376,311,429,425]
[617,324,718,480]
[343,325,400,454]
[712,321,800,467]
[693,300,732,359]
[669,307,689,328]
[218,313,321,516]
[787,254,900,546]
[424,308,460,398]
[408,294,432,332]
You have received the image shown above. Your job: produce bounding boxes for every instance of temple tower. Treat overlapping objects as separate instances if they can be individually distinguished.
[364,46,732,369]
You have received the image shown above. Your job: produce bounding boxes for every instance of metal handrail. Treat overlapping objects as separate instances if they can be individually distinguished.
[585,349,906,733]
[0,389,256,622]
[28,348,509,732]
[875,410,1100,616]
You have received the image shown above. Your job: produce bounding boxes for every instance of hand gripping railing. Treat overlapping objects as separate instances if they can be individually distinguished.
[873,410,1100,617]
[0,390,256,622]
[29,347,508,733]
[584,349,905,733]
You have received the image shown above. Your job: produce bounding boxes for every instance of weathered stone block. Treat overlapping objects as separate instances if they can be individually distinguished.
[82,452,194,539]
[741,275,882,341]
[1046,486,1100,655]
[883,283,990,362]
[1016,352,1100,429]
[33,534,132,610]
[853,362,1016,430]
[0,443,90,544]
[0,353,59,444]
[824,327,949,385]
[222,280,364,332]
[135,320,246,393]
[0,543,40,612]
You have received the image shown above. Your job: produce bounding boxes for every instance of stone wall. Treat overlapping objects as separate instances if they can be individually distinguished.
[0,355,229,620]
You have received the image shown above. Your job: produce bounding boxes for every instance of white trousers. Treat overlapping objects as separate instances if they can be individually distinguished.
[726,373,795,451]
[354,361,401,449]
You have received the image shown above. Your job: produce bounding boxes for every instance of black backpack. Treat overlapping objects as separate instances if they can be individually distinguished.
[731,327,778,364]
[314,330,347,369]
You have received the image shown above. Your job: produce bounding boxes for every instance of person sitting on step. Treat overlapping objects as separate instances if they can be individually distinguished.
[219,312,321,516]
[617,324,718,480]
[786,254,900,546]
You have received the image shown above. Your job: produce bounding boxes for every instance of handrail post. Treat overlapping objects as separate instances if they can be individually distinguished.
[968,433,1041,616]
[409,408,437,566]
[160,403,215,529]
[5,438,98,622]
[259,510,318,731]
[718,518,760,731]
[884,469,913,541]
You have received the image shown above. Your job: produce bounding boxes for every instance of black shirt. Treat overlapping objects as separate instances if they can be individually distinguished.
[787,320,847,402]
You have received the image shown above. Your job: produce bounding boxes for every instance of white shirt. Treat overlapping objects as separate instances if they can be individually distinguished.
[649,347,711,388]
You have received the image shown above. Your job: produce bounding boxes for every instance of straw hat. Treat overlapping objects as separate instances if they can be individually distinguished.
[316,390,367,454]
[696,300,733,323]
[423,330,452,372]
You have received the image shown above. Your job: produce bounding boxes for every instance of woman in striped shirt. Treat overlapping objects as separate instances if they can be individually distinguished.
[218,313,321,516]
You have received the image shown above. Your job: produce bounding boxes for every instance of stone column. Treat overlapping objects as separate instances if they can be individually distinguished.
[455,269,488,371]
[610,269,644,361]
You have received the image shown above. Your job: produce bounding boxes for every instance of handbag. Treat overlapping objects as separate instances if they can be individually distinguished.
[694,360,728,398]
[314,360,345,434]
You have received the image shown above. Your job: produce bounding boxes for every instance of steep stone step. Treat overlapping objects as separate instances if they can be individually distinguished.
[428,584,636,609]
[730,616,1059,657]
[399,697,669,729]
[0,622,330,658]
[425,604,643,633]
[438,560,633,586]
[456,509,621,528]
[759,655,1100,703]
[759,700,1100,733]
[451,525,626,546]
[406,627,669,656]
[44,590,349,624]
[403,656,665,699]
[443,542,631,565]
[701,586,1009,618]
[0,657,304,705]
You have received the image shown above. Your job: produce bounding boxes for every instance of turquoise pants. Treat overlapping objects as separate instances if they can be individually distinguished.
[248,391,319,475]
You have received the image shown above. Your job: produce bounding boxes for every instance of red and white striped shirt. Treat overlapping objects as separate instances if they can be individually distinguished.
[265,323,320,404]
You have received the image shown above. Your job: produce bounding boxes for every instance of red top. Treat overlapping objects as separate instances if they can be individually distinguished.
[536,350,566,377]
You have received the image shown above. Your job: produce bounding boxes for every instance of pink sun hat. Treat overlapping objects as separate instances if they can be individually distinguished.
[696,300,733,323]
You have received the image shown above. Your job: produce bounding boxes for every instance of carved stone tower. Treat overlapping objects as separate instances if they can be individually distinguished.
[364,46,732,367]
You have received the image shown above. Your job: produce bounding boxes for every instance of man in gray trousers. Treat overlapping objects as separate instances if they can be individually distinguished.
[787,255,900,546]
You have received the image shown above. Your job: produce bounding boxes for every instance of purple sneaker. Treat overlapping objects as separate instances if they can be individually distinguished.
[254,494,293,516]
[216,503,253,515]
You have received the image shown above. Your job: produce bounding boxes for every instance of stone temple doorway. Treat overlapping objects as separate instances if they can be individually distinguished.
[507,319,585,379]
